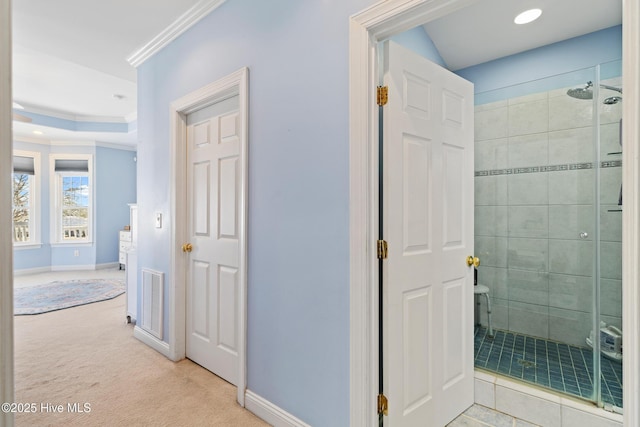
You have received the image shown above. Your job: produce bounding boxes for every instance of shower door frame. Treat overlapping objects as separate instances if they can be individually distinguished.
[348,1,640,427]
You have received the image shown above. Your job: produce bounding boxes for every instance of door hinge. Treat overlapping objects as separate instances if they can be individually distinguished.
[377,394,388,416]
[377,86,388,106]
[377,240,388,260]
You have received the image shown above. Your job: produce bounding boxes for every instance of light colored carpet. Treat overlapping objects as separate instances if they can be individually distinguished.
[14,293,269,427]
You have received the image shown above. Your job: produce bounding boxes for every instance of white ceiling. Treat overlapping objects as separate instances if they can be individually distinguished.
[11,0,623,145]
[12,0,201,145]
[424,0,622,70]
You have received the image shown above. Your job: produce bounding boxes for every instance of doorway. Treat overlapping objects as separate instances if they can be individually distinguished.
[348,1,640,426]
[169,67,249,405]
[185,95,241,385]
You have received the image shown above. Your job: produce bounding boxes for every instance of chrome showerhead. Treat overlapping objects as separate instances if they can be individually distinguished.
[567,81,594,100]
[604,96,622,105]
[567,81,623,103]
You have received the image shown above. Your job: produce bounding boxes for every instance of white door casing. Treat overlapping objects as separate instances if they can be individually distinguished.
[350,2,640,427]
[169,67,248,405]
[186,96,241,385]
[0,0,14,425]
[383,41,474,426]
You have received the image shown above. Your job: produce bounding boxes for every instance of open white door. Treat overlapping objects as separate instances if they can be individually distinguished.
[185,96,242,386]
[382,40,474,426]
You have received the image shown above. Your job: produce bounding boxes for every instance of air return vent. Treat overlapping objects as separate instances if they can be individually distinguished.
[141,269,164,340]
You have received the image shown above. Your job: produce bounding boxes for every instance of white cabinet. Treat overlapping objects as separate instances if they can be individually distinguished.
[119,230,132,269]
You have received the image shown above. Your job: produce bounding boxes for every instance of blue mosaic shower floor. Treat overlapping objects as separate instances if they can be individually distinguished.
[474,327,623,408]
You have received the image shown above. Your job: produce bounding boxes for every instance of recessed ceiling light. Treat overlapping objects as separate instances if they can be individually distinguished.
[33,130,43,135]
[514,8,542,25]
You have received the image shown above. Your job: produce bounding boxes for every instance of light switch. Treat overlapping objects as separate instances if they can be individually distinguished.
[155,212,162,228]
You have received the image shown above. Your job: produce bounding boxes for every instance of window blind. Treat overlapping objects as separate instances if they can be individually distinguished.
[54,159,89,172]
[13,156,35,175]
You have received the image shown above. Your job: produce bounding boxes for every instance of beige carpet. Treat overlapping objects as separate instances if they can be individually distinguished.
[14,294,269,427]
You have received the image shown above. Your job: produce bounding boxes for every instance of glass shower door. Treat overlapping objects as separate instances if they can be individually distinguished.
[596,59,623,410]
[473,65,603,405]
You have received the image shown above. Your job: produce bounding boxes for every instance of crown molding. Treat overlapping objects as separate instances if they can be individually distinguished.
[96,141,137,151]
[125,111,138,123]
[15,102,132,124]
[14,137,136,151]
[14,136,51,146]
[50,140,137,151]
[127,0,226,68]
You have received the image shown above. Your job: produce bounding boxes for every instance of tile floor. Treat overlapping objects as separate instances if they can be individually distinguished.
[474,327,623,408]
[448,404,538,427]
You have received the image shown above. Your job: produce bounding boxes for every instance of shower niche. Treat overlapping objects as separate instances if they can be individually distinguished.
[473,60,623,410]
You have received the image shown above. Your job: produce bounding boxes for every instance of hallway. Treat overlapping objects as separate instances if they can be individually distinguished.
[13,269,266,426]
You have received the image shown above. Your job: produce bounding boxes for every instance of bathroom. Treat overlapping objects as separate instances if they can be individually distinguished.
[385,2,627,416]
[467,31,623,412]
[387,1,625,417]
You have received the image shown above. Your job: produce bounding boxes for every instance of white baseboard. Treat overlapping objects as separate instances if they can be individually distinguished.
[51,264,97,272]
[13,266,51,276]
[134,326,172,359]
[96,262,120,270]
[14,263,119,276]
[245,390,311,427]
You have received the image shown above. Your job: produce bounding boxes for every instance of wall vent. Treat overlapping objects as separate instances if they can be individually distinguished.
[141,268,164,340]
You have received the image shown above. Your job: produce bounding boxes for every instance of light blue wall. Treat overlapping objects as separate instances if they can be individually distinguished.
[95,147,137,265]
[13,141,136,271]
[456,25,622,99]
[390,25,447,68]
[135,5,622,426]
[136,0,373,425]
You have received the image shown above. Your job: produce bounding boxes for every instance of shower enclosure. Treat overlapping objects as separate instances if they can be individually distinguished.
[473,60,623,410]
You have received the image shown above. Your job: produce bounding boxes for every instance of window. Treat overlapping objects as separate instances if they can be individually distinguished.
[51,155,93,244]
[12,152,40,246]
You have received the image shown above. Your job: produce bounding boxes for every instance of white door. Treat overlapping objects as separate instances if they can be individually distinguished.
[185,96,242,385]
[383,41,475,426]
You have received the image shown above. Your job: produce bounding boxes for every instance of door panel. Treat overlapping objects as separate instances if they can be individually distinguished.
[186,95,241,386]
[383,41,474,426]
[403,134,431,253]
[402,286,432,412]
[219,157,238,237]
[443,279,464,386]
[192,261,211,339]
[218,265,238,354]
[193,162,211,235]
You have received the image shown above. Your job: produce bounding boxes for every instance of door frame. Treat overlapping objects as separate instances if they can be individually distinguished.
[348,1,640,426]
[1,0,14,425]
[169,67,249,406]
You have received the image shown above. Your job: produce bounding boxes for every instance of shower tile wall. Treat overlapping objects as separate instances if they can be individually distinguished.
[474,79,622,347]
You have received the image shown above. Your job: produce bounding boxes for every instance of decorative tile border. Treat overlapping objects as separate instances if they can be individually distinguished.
[475,161,621,177]
[602,160,623,168]
[569,162,594,170]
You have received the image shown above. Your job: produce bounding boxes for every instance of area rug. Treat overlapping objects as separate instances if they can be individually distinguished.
[14,279,125,315]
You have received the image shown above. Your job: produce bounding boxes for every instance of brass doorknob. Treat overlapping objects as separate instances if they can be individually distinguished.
[466,256,480,267]
[182,243,193,253]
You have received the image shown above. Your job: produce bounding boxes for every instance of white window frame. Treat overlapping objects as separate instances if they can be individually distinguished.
[12,150,41,249]
[49,153,94,246]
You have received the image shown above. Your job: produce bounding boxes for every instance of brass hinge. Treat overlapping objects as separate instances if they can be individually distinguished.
[377,240,388,260]
[377,394,388,416]
[377,86,388,106]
